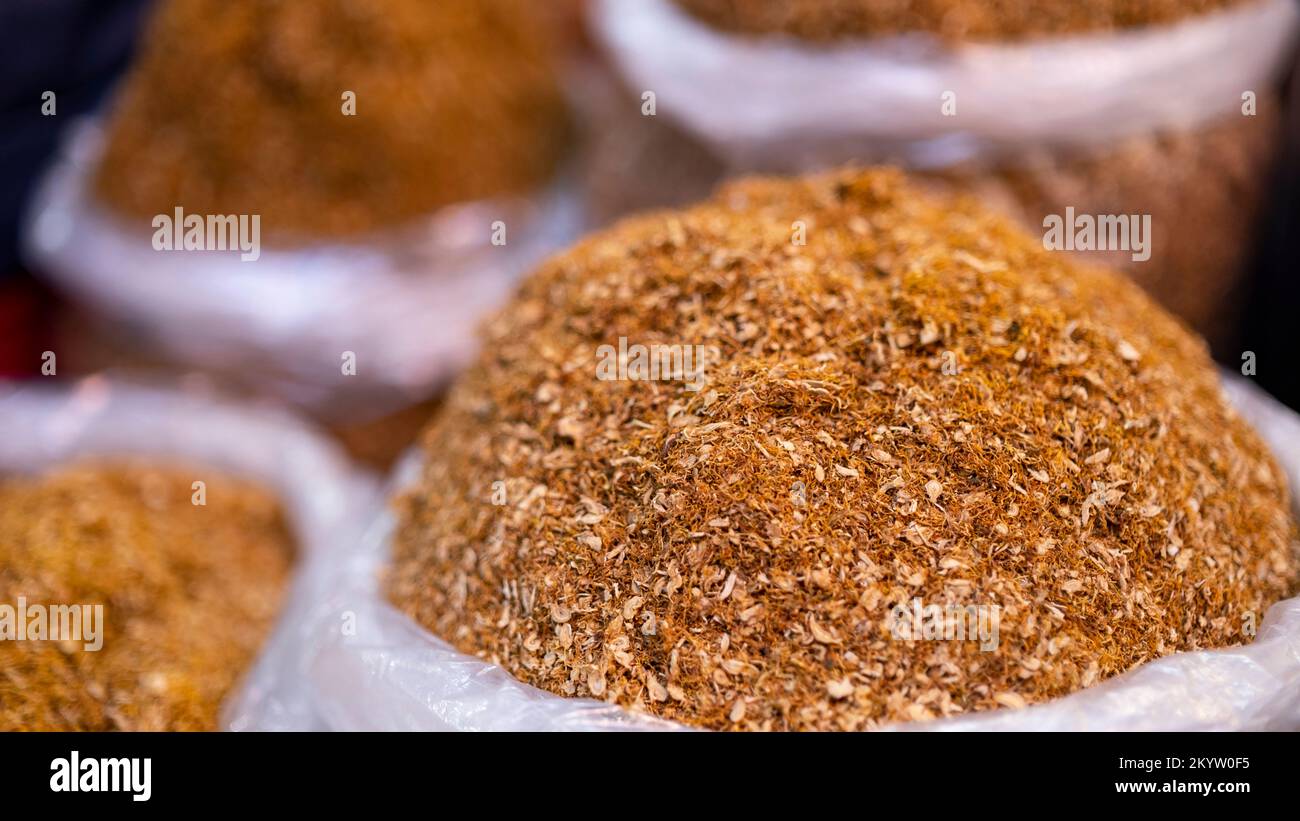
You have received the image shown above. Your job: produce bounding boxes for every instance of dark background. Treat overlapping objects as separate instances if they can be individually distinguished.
[0,0,151,377]
[1235,53,1300,413]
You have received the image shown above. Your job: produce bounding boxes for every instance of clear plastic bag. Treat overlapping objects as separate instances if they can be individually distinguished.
[233,374,1300,731]
[0,377,380,731]
[22,120,582,423]
[591,0,1300,170]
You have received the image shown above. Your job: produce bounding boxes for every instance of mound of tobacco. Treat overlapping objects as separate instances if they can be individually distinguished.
[0,464,293,731]
[673,0,1254,41]
[94,0,570,242]
[388,168,1298,730]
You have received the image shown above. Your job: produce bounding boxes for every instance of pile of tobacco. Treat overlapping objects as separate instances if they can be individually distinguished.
[0,463,293,731]
[387,168,1298,730]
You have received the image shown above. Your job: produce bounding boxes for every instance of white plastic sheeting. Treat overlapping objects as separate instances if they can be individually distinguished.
[592,0,1300,169]
[22,121,581,422]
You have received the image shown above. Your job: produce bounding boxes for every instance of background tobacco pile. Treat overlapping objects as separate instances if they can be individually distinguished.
[94,0,571,242]
[0,463,293,731]
[388,168,1299,731]
[673,0,1254,41]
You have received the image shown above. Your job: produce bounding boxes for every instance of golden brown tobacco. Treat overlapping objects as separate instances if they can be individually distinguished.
[95,0,571,242]
[674,0,1254,41]
[0,464,293,731]
[388,168,1297,730]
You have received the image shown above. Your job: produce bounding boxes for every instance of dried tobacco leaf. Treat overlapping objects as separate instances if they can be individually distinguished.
[388,168,1299,731]
[0,463,294,731]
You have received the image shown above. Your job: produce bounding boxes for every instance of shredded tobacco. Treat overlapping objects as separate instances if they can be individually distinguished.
[583,108,1280,349]
[0,463,294,731]
[673,0,1256,42]
[388,168,1298,730]
[94,0,571,242]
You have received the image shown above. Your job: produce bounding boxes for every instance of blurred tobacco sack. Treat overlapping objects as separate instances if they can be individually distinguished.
[22,0,581,465]
[590,0,1300,351]
[0,382,372,732]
